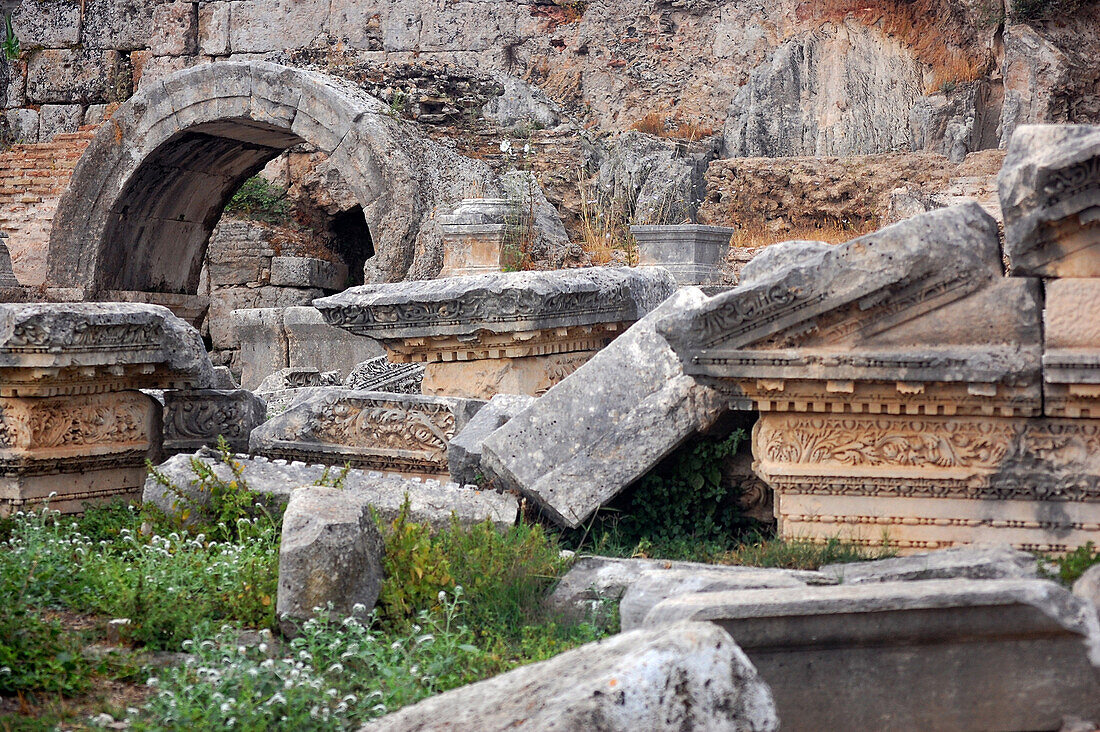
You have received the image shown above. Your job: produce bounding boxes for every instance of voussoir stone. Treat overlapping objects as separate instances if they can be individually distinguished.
[644,579,1100,732]
[479,287,727,528]
[277,486,385,631]
[143,450,517,530]
[819,544,1041,584]
[358,621,779,732]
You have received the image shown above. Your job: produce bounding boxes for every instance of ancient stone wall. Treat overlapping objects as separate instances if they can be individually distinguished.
[0,128,94,286]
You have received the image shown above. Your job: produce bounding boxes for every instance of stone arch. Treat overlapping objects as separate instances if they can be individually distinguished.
[47,61,490,295]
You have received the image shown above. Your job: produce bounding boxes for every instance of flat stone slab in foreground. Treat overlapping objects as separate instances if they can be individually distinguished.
[819,544,1041,584]
[479,288,727,528]
[144,450,517,530]
[645,579,1100,732]
[359,621,778,732]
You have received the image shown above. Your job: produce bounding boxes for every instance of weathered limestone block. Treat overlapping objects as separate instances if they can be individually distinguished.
[314,267,674,398]
[283,307,385,381]
[1044,278,1100,418]
[644,579,1100,732]
[360,621,779,732]
[250,389,484,476]
[1074,565,1100,613]
[999,124,1100,278]
[480,288,729,528]
[38,104,82,140]
[1,390,159,515]
[277,486,385,631]
[256,368,342,394]
[269,257,348,290]
[143,451,518,530]
[447,393,535,486]
[756,413,1100,553]
[438,198,519,277]
[12,0,81,48]
[344,356,424,394]
[231,308,288,391]
[819,544,1041,584]
[632,224,735,289]
[160,389,266,455]
[618,565,829,631]
[0,303,213,397]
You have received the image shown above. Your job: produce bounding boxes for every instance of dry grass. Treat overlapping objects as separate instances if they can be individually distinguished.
[577,174,637,265]
[630,112,715,142]
[729,218,880,248]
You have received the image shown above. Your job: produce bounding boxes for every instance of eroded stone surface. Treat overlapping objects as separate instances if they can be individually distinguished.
[360,621,778,732]
[480,288,728,528]
[143,450,518,530]
[277,486,385,631]
[999,124,1100,277]
[447,393,535,487]
[250,389,485,475]
[644,579,1100,732]
[632,224,735,288]
[160,389,267,455]
[1043,278,1100,418]
[344,356,424,394]
[819,545,1041,584]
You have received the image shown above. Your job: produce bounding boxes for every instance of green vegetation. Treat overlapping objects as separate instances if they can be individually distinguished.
[224,176,293,226]
[1050,541,1100,586]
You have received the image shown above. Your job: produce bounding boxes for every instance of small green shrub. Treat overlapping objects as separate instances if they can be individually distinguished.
[375,503,454,626]
[224,176,292,225]
[1053,541,1100,586]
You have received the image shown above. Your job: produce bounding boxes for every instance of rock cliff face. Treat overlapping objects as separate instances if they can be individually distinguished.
[5,0,1097,154]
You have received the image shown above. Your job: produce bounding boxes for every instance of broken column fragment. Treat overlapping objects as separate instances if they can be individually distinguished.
[999,124,1100,277]
[656,203,1098,553]
[0,303,213,514]
[360,621,778,732]
[313,266,675,399]
[479,288,728,529]
[644,579,1100,732]
[250,389,484,477]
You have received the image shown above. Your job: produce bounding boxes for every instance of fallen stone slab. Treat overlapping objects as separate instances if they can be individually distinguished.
[619,565,830,631]
[644,579,1100,732]
[447,393,535,486]
[1074,565,1100,614]
[256,368,342,394]
[143,450,517,530]
[546,555,827,620]
[343,356,424,394]
[819,544,1040,584]
[359,621,778,732]
[278,486,384,633]
[998,124,1100,277]
[479,288,728,528]
[250,389,484,475]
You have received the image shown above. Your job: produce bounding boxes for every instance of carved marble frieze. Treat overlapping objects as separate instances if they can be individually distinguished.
[999,124,1100,277]
[344,357,424,394]
[161,389,266,455]
[0,303,213,396]
[753,412,1100,553]
[250,389,484,475]
[313,266,675,342]
[384,322,627,364]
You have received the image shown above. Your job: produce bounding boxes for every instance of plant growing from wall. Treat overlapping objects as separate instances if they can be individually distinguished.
[2,8,18,61]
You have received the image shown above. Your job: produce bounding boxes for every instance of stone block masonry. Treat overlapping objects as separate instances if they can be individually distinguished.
[0,128,95,287]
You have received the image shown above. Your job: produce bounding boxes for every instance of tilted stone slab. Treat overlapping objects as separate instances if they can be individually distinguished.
[0,303,214,397]
[359,621,778,732]
[159,389,267,455]
[314,266,674,343]
[657,204,1026,387]
[447,393,535,486]
[143,450,517,531]
[644,579,1100,732]
[250,389,485,476]
[480,288,728,528]
[998,124,1100,278]
[277,486,384,632]
[819,544,1041,584]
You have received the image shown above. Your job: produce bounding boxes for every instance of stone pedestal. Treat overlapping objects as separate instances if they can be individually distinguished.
[438,198,520,278]
[314,267,675,399]
[631,224,734,289]
[0,303,213,514]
